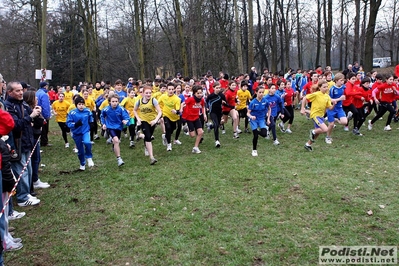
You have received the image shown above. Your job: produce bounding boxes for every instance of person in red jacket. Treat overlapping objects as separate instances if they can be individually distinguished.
[182,85,207,154]
[342,72,360,132]
[368,75,398,131]
[221,81,240,138]
[300,71,319,109]
[370,74,384,114]
[48,86,57,104]
[351,77,371,134]
[280,80,295,133]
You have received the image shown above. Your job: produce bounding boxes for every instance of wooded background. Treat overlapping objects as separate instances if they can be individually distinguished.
[0,0,397,86]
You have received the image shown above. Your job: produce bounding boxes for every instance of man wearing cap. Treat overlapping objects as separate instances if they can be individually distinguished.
[36,82,52,146]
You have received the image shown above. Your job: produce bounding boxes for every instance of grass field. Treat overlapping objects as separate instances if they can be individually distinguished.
[4,109,399,266]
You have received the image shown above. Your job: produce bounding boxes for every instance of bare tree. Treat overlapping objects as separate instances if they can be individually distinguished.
[353,0,360,63]
[174,0,188,77]
[295,0,303,69]
[323,0,332,66]
[234,0,244,73]
[315,0,321,67]
[360,0,368,64]
[364,0,382,71]
[77,0,100,82]
[247,0,254,71]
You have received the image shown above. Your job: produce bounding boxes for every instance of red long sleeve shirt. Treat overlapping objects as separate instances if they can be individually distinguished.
[372,83,398,103]
[222,88,238,112]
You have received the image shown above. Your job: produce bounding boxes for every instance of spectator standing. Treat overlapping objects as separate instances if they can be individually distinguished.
[36,82,52,146]
[4,81,42,206]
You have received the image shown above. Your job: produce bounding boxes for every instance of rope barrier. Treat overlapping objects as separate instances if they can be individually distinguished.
[0,137,41,218]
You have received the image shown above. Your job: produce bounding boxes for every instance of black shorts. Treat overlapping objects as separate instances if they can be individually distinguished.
[222,110,232,116]
[186,119,202,132]
[237,108,248,118]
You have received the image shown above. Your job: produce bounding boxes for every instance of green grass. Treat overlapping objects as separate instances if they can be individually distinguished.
[5,111,399,265]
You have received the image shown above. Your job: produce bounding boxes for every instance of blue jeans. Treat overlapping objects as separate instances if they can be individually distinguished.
[31,140,41,183]
[11,152,32,203]
[73,132,92,166]
[0,172,4,265]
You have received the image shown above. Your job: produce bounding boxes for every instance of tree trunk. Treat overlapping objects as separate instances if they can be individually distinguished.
[360,0,368,64]
[242,0,248,71]
[134,0,144,79]
[339,0,344,70]
[353,0,360,63]
[41,0,47,70]
[248,0,254,71]
[315,0,321,67]
[174,0,188,77]
[389,0,397,63]
[364,0,382,71]
[284,1,290,70]
[295,0,302,69]
[271,0,278,72]
[256,0,268,70]
[324,0,332,66]
[278,0,286,72]
[234,0,244,74]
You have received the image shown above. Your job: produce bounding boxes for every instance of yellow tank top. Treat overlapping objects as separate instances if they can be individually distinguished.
[137,98,157,122]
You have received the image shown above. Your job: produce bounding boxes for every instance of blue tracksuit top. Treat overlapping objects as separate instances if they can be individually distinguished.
[100,105,130,130]
[36,88,51,119]
[114,90,127,102]
[66,107,93,135]
[248,97,270,121]
[265,94,284,117]
[329,85,345,109]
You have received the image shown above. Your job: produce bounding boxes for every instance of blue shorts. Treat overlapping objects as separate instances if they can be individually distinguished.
[312,116,325,129]
[250,118,266,131]
[108,129,121,139]
[327,108,346,123]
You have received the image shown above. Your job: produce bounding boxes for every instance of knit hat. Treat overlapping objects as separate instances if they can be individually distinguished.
[74,96,85,106]
[39,81,48,88]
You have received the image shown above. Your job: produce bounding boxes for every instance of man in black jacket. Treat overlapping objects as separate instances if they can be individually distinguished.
[4,82,41,207]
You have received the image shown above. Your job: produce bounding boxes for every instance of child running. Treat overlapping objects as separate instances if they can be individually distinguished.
[325,73,348,143]
[120,88,137,148]
[222,81,240,138]
[265,84,284,145]
[66,96,94,170]
[247,86,271,156]
[182,85,207,153]
[279,80,295,133]
[52,92,71,148]
[236,80,252,133]
[368,74,398,131]
[206,81,226,147]
[133,85,163,165]
[301,80,336,151]
[157,82,181,151]
[100,94,130,166]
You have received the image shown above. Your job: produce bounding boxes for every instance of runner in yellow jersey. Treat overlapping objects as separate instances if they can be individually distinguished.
[158,83,181,151]
[120,88,138,147]
[236,80,252,133]
[134,85,162,165]
[52,92,71,148]
[64,86,74,105]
